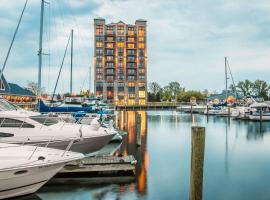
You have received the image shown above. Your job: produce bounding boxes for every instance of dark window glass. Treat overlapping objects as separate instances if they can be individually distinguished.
[0,118,35,128]
[30,115,59,126]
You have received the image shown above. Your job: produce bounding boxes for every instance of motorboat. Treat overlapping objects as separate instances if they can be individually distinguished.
[176,104,206,114]
[0,99,117,154]
[249,102,270,121]
[231,106,251,120]
[0,142,84,199]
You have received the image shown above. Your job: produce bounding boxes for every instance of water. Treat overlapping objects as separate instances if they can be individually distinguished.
[34,111,270,200]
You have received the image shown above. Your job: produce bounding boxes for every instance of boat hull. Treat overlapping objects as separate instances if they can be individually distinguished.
[18,133,116,154]
[0,163,64,199]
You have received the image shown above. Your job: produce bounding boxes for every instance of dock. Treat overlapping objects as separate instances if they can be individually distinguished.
[49,155,137,185]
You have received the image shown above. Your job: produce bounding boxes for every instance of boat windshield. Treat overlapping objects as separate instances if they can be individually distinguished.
[0,99,19,111]
[30,115,59,126]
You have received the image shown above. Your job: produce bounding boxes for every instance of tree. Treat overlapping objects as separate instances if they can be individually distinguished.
[149,82,161,96]
[236,80,254,96]
[252,80,270,100]
[168,81,182,100]
[26,81,46,96]
[177,90,206,102]
[161,86,172,101]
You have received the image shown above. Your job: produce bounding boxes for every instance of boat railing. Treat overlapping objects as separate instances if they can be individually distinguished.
[0,137,81,160]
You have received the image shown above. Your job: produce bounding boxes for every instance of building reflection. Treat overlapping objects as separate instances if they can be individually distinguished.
[115,111,148,196]
[190,127,205,200]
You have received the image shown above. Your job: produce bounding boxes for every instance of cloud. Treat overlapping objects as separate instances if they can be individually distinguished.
[0,0,270,94]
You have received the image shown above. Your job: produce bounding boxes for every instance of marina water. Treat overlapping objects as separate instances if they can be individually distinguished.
[35,110,270,200]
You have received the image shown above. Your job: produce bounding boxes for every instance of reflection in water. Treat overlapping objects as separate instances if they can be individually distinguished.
[115,111,148,196]
[190,127,205,200]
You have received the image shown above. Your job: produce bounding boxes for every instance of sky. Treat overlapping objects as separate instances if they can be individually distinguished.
[0,0,270,94]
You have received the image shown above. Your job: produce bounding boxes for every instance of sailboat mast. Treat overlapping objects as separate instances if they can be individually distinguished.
[70,29,73,94]
[89,66,91,97]
[0,0,28,80]
[38,0,45,98]
[225,56,228,101]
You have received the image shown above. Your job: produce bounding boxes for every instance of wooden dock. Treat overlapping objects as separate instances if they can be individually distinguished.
[49,155,137,185]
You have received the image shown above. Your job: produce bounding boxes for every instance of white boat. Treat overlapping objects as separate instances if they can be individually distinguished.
[0,143,84,199]
[231,106,251,119]
[0,99,117,154]
[176,105,206,114]
[249,102,270,121]
[204,106,235,116]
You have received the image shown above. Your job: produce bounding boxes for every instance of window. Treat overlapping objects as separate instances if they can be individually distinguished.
[118,68,124,74]
[96,62,102,68]
[128,99,135,105]
[139,75,145,80]
[127,37,134,42]
[106,36,114,41]
[117,36,125,42]
[138,37,144,42]
[96,68,103,73]
[139,49,144,56]
[117,25,124,35]
[118,75,124,80]
[30,116,59,126]
[117,42,124,48]
[128,69,135,74]
[96,55,102,61]
[138,26,145,36]
[127,63,135,68]
[127,56,135,62]
[118,86,124,92]
[96,75,103,80]
[96,36,104,41]
[127,50,135,55]
[95,25,103,35]
[106,26,114,35]
[106,43,114,48]
[106,56,114,61]
[118,62,124,68]
[106,76,114,81]
[139,99,146,105]
[106,49,114,55]
[0,132,14,137]
[118,48,124,54]
[128,76,135,81]
[128,82,135,87]
[128,27,134,36]
[96,48,103,55]
[139,69,145,74]
[138,43,145,48]
[118,56,123,61]
[139,91,146,98]
[106,69,114,74]
[0,118,35,128]
[127,43,135,48]
[106,63,114,68]
[96,42,103,48]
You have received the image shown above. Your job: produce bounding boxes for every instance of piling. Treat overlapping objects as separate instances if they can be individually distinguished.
[260,109,263,123]
[228,106,230,118]
[190,126,206,200]
[206,105,209,116]
[190,105,193,115]
[135,112,142,147]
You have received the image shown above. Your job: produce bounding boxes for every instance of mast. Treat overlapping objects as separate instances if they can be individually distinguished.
[38,0,45,98]
[89,65,91,97]
[70,29,73,94]
[0,0,28,80]
[225,56,228,101]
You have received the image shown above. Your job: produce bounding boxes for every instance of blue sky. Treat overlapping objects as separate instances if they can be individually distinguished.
[0,0,270,94]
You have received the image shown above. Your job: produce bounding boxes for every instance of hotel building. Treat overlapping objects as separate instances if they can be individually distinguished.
[94,18,147,105]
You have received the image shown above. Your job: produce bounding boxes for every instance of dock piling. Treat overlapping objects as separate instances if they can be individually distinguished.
[190,126,206,200]
[135,112,142,147]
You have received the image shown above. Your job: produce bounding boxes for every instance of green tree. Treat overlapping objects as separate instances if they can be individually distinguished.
[161,86,172,101]
[252,80,270,100]
[168,81,183,101]
[236,80,254,96]
[148,82,161,96]
[177,90,206,102]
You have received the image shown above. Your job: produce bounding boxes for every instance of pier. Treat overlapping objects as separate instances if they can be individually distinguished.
[116,102,182,110]
[50,155,137,185]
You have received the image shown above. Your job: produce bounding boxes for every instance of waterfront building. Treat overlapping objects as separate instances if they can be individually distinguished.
[94,18,147,105]
[0,74,35,103]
